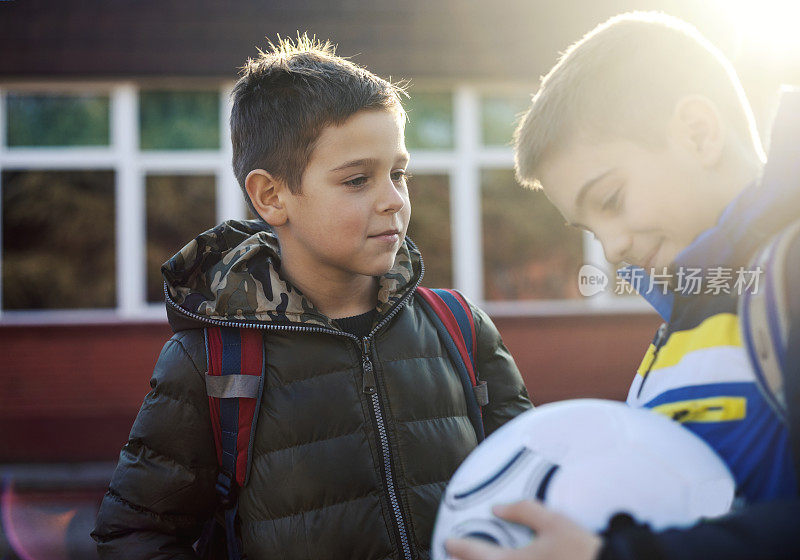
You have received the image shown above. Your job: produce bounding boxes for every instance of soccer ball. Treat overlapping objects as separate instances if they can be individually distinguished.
[431,399,734,558]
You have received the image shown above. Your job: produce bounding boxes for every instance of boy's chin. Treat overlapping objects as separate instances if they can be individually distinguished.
[347,259,396,279]
[367,262,397,278]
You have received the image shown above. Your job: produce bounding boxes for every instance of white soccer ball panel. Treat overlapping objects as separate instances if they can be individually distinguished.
[431,399,735,560]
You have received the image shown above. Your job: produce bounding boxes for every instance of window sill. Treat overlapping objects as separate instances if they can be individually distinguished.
[0,298,656,326]
[0,306,168,326]
[481,297,655,318]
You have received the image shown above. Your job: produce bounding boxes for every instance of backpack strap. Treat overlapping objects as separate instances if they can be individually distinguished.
[417,287,488,442]
[201,326,266,560]
[739,220,800,424]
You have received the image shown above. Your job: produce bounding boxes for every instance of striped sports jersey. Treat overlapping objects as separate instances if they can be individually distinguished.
[627,303,797,502]
[621,97,800,502]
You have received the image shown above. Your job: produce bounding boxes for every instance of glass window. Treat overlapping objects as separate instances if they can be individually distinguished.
[2,170,116,309]
[139,90,220,150]
[404,92,453,150]
[6,93,110,147]
[481,169,583,300]
[146,174,217,303]
[480,93,531,146]
[407,174,452,288]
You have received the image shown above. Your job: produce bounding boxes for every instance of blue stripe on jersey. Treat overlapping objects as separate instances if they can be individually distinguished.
[644,382,797,503]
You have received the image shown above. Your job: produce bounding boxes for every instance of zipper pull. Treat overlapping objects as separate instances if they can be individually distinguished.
[361,338,376,394]
[636,322,670,399]
[654,323,669,349]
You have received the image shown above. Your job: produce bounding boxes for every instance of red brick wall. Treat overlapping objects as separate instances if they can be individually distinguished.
[0,313,660,462]
[0,322,172,462]
[493,314,661,404]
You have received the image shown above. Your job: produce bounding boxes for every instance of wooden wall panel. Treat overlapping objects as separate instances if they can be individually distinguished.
[0,314,659,461]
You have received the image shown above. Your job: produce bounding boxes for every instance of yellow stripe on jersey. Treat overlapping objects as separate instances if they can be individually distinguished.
[636,344,657,377]
[652,396,747,423]
[650,313,741,373]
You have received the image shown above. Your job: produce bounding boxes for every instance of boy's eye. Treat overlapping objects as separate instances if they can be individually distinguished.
[391,170,411,183]
[601,188,622,212]
[344,170,410,188]
[344,176,368,188]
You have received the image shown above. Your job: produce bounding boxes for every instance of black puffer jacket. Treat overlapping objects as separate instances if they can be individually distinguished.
[92,220,532,559]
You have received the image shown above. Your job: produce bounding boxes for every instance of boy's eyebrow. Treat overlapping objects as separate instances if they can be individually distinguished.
[329,158,378,173]
[329,154,410,174]
[574,169,615,210]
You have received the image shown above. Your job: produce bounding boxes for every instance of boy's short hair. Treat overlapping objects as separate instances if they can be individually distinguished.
[514,11,764,190]
[230,34,407,209]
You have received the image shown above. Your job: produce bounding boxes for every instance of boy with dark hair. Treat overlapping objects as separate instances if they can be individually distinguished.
[92,36,531,560]
[446,11,800,560]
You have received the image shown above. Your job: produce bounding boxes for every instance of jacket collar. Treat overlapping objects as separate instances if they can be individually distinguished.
[162,219,422,331]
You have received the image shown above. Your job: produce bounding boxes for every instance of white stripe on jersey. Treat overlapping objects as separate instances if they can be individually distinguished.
[627,346,755,407]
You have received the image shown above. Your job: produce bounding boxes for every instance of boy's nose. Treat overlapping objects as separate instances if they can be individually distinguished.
[599,228,633,265]
[377,178,406,214]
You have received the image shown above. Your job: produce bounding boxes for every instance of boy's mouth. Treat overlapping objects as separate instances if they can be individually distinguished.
[369,229,401,242]
[642,240,663,271]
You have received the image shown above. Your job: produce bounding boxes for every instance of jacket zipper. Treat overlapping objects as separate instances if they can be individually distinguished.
[361,337,413,560]
[637,322,669,398]
[164,262,423,560]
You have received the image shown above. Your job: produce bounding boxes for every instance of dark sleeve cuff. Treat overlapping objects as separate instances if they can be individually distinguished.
[597,515,664,560]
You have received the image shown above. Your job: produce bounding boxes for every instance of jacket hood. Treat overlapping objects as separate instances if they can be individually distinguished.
[162,219,422,331]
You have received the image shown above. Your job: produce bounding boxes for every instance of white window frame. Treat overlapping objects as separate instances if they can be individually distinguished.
[409,82,651,317]
[0,80,650,325]
[0,80,244,325]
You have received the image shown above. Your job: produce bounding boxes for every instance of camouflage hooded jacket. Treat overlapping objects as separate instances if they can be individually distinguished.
[93,219,532,560]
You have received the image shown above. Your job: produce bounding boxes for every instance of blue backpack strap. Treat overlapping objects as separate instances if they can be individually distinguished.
[417,287,487,442]
[740,219,800,478]
[784,230,800,482]
[433,289,478,365]
[199,326,266,560]
[740,220,800,424]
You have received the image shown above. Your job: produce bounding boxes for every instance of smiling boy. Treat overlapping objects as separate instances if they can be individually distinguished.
[92,37,531,560]
[447,11,799,560]
[512,11,796,504]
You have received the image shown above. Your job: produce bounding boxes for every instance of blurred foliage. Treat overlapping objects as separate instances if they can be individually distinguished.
[2,170,116,309]
[146,175,216,302]
[480,93,531,146]
[407,174,452,288]
[404,91,453,150]
[139,90,220,150]
[6,94,110,147]
[481,169,582,300]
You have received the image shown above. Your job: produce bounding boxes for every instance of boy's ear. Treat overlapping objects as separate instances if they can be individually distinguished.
[669,95,725,167]
[245,169,289,227]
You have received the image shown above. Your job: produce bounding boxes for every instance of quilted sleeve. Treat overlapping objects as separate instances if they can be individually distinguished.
[471,303,533,435]
[91,330,219,559]
[600,499,800,560]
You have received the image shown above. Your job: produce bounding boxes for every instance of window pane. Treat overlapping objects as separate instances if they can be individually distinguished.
[481,169,583,300]
[6,93,110,147]
[480,93,530,146]
[407,174,452,288]
[404,92,453,150]
[139,90,220,150]
[2,170,116,309]
[146,174,216,302]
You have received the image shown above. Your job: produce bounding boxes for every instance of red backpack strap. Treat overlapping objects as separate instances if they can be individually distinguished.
[417,287,488,441]
[205,326,265,486]
[202,326,265,560]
